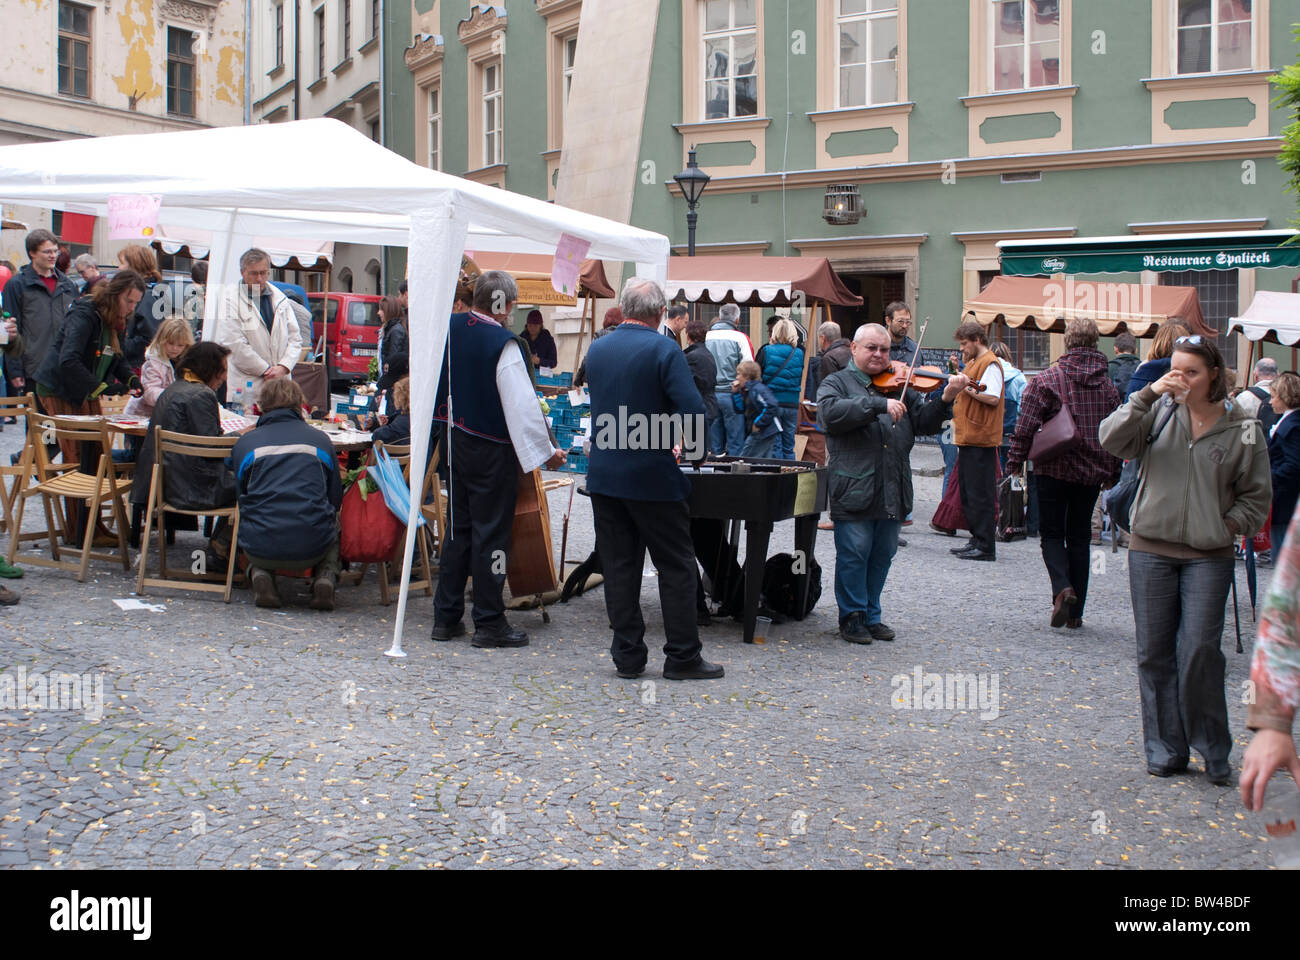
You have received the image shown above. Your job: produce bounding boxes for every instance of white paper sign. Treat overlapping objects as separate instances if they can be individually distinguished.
[551,232,592,295]
[107,194,163,240]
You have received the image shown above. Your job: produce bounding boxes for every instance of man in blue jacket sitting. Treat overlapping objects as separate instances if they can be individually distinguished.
[232,378,343,610]
[585,278,723,681]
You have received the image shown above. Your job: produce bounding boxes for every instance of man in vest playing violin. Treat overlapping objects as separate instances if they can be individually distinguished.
[818,324,968,644]
[951,319,1006,562]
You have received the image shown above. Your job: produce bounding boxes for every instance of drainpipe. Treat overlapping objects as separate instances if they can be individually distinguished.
[293,0,301,119]
[243,0,252,124]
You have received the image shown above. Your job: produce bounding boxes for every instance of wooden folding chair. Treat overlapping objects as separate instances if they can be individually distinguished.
[419,445,449,563]
[136,427,241,602]
[97,393,131,455]
[7,414,133,581]
[0,392,41,544]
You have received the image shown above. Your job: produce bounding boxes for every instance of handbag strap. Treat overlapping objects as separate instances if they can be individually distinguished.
[762,345,797,386]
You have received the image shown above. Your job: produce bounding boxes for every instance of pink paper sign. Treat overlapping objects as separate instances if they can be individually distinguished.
[107,194,163,240]
[551,232,592,296]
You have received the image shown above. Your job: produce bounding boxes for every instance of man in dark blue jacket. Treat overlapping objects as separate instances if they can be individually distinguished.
[585,278,723,681]
[232,378,343,610]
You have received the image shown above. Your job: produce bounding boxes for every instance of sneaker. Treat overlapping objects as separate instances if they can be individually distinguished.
[310,575,336,611]
[867,622,896,642]
[249,569,281,608]
[840,612,872,645]
[0,585,18,606]
[0,557,22,579]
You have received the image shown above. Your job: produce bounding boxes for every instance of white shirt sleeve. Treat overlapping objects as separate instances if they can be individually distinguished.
[497,345,556,474]
[979,360,1004,399]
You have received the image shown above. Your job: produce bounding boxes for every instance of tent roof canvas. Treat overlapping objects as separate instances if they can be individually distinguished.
[965,276,1213,338]
[468,251,616,301]
[666,256,863,307]
[1228,291,1300,346]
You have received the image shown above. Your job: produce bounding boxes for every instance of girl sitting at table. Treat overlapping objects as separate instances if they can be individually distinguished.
[371,376,411,447]
[130,342,238,561]
[125,317,195,420]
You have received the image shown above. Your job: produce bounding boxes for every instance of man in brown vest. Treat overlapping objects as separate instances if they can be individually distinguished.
[951,319,1005,561]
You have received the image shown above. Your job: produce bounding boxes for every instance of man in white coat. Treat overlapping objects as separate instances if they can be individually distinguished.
[216,248,303,402]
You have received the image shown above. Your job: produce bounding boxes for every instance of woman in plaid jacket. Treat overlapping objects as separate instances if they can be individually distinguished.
[1007,319,1122,629]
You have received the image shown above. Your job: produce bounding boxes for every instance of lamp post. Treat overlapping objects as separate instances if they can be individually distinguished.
[674,147,711,323]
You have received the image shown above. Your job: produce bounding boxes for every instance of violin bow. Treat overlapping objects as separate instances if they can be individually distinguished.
[901,317,930,390]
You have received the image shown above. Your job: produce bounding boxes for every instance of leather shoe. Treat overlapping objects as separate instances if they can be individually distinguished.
[1065,618,1083,629]
[1148,760,1188,777]
[615,666,644,679]
[472,628,529,648]
[931,520,956,536]
[430,622,467,642]
[955,548,995,561]
[896,537,908,548]
[867,622,895,642]
[1051,588,1078,629]
[250,569,281,608]
[663,658,725,680]
[310,575,336,611]
[0,585,18,606]
[840,613,872,645]
[1206,762,1232,786]
[950,542,976,554]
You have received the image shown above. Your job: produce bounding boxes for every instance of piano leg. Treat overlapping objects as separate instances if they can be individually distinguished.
[792,514,819,620]
[742,521,773,643]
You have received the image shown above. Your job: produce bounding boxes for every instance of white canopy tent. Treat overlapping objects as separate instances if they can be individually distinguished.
[1228,291,1300,346]
[0,118,670,654]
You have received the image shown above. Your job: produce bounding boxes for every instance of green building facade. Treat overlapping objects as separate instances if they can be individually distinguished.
[391,0,1300,373]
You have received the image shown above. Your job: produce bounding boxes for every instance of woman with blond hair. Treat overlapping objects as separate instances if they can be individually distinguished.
[755,316,805,460]
[1126,318,1190,396]
[117,243,168,367]
[125,317,195,419]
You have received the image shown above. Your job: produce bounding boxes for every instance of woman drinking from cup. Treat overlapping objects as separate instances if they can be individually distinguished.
[1100,335,1271,785]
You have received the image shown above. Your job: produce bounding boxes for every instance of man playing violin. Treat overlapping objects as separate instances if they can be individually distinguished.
[951,319,1006,562]
[818,324,968,644]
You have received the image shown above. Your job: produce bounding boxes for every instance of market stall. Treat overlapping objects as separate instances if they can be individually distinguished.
[1228,290,1300,371]
[0,118,670,656]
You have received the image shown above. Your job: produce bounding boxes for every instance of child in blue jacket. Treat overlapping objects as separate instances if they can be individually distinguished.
[731,360,782,459]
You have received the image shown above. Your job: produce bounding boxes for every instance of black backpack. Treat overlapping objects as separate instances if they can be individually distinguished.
[761,552,822,619]
[1248,385,1278,436]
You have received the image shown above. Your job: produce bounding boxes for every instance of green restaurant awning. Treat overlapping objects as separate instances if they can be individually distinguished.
[998,230,1300,276]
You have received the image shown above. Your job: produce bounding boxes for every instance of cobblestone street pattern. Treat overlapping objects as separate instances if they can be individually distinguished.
[0,430,1277,868]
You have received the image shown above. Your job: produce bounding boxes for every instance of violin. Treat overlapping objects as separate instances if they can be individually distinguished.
[870,318,987,394]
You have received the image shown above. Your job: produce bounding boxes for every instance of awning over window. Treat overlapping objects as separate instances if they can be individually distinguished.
[666,256,863,307]
[965,276,1215,338]
[998,230,1300,276]
[1228,291,1300,346]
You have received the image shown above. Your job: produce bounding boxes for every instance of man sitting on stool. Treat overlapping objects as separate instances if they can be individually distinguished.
[232,378,343,610]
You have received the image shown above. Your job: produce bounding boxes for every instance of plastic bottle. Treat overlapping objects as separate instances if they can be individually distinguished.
[0,310,11,346]
[227,380,243,415]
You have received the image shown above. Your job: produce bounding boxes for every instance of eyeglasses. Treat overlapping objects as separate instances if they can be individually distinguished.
[1175,335,1204,345]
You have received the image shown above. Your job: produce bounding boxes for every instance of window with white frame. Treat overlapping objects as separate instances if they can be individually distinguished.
[427,86,442,171]
[991,0,1060,92]
[1175,0,1253,74]
[837,0,898,108]
[340,0,351,59]
[702,0,757,120]
[314,6,325,78]
[274,3,284,68]
[483,62,503,166]
[561,34,578,124]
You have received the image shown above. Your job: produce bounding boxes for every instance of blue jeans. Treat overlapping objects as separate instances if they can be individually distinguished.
[741,431,780,459]
[833,516,902,625]
[778,403,799,460]
[712,390,746,457]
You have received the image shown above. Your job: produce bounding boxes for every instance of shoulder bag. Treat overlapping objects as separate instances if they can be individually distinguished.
[1104,397,1177,538]
[1028,369,1081,463]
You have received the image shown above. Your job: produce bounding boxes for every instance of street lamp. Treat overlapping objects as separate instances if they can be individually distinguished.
[674,147,711,257]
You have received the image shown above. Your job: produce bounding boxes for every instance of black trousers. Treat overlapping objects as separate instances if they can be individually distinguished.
[591,493,702,673]
[1035,475,1099,617]
[958,445,998,555]
[433,430,518,630]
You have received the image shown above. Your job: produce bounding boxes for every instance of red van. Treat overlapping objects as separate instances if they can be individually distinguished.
[308,292,382,387]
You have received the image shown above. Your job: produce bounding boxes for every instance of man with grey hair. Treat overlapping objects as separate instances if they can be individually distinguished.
[214,247,303,402]
[71,253,102,291]
[1237,357,1279,425]
[431,270,566,648]
[584,277,721,680]
[704,302,754,455]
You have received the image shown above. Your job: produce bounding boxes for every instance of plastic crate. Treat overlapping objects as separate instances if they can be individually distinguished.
[538,372,574,388]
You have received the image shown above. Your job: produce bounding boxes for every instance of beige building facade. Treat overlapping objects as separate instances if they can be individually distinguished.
[0,0,246,268]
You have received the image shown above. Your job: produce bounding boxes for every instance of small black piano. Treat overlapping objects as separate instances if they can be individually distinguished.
[684,457,828,643]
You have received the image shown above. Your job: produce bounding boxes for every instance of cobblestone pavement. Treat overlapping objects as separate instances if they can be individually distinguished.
[0,426,1284,869]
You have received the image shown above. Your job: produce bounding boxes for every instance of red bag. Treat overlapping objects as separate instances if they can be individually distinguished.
[339,477,403,563]
[1249,505,1274,553]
